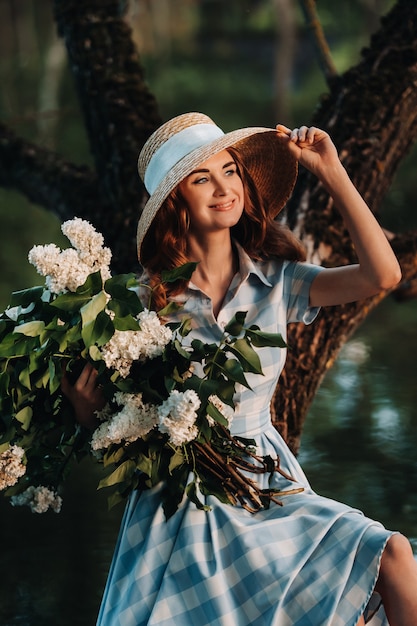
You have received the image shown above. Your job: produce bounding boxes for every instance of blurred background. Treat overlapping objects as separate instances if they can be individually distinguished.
[0,1,416,624]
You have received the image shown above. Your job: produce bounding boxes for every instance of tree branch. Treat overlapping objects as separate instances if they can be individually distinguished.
[0,122,100,221]
[298,0,338,84]
[52,0,162,272]
[274,0,417,452]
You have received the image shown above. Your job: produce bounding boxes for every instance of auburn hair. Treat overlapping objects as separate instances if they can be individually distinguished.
[140,147,306,310]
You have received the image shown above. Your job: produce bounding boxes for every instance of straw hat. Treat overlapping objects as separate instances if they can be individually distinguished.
[137,112,298,261]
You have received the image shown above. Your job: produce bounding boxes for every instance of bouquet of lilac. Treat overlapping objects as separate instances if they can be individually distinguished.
[0,218,298,519]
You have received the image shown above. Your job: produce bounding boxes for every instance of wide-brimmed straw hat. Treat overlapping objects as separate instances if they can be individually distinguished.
[136,112,298,261]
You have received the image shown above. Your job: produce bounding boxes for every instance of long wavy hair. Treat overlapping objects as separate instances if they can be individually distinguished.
[140,147,306,310]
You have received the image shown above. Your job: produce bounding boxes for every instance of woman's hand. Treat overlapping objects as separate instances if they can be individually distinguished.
[276,123,401,306]
[61,362,106,431]
[276,124,340,179]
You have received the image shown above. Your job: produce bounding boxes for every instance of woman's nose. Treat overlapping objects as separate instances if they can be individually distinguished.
[213,178,228,195]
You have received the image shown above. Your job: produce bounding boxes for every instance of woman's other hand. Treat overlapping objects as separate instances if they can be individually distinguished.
[61,362,106,430]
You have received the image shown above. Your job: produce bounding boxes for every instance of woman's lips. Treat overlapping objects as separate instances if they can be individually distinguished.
[210,199,235,210]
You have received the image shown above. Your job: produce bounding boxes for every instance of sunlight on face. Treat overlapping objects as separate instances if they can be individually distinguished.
[178,149,244,237]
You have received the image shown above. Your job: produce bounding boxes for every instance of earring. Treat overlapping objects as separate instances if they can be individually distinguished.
[184,212,190,231]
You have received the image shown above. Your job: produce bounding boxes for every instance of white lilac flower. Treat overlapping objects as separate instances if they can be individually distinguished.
[10,485,62,513]
[91,392,159,451]
[46,248,91,294]
[0,445,26,491]
[28,243,61,278]
[137,310,173,359]
[206,394,234,428]
[27,218,112,294]
[61,217,104,255]
[100,309,173,377]
[94,402,115,423]
[61,218,112,280]
[158,389,200,447]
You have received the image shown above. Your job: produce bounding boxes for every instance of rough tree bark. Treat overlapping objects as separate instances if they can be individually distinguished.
[273,0,417,452]
[0,0,416,452]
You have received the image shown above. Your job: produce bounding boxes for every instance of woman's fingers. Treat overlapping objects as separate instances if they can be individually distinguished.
[289,126,320,144]
[276,124,324,145]
[74,362,96,387]
[276,123,291,136]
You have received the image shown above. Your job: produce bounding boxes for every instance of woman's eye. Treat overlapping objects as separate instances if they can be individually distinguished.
[225,168,237,176]
[193,176,208,185]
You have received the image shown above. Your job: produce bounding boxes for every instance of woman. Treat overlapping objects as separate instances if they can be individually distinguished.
[64,113,416,626]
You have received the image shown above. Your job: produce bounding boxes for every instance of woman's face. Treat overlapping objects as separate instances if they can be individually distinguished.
[178,149,244,237]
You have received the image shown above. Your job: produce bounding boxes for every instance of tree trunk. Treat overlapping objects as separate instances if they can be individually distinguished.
[272,0,417,453]
[52,0,163,274]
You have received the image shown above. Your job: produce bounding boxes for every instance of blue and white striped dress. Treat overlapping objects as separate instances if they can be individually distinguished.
[97,244,392,626]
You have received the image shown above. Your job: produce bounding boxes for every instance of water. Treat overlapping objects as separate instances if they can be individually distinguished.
[0,460,122,625]
[300,297,417,541]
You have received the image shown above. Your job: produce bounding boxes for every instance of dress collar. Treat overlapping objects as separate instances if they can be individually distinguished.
[233,241,273,287]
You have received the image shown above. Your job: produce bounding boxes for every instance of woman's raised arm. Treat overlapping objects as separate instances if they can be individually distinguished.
[276,124,402,307]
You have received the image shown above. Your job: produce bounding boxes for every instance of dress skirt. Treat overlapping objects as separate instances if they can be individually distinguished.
[96,409,393,626]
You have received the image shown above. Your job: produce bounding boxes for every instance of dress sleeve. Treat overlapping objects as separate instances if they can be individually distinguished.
[283,261,325,325]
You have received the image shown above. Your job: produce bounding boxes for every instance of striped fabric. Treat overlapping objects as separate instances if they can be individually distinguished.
[97,244,392,625]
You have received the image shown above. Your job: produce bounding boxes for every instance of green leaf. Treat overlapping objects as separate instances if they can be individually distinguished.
[97,459,136,489]
[162,464,190,519]
[224,311,247,336]
[62,323,82,349]
[107,491,125,510]
[206,402,228,427]
[227,337,263,374]
[185,480,211,512]
[0,442,11,454]
[245,327,287,348]
[103,446,126,468]
[88,345,102,361]
[105,273,139,292]
[48,359,61,394]
[34,368,51,389]
[82,310,114,349]
[18,366,32,390]
[15,406,32,431]
[197,476,231,505]
[13,320,45,337]
[113,315,141,331]
[184,376,234,405]
[136,454,153,478]
[51,291,93,312]
[77,271,103,295]
[81,291,114,348]
[157,301,183,317]
[177,317,193,337]
[105,274,143,317]
[0,334,37,357]
[190,338,209,359]
[168,449,186,474]
[172,338,191,360]
[10,286,44,308]
[0,371,10,397]
[161,262,198,284]
[218,358,251,389]
[80,291,108,326]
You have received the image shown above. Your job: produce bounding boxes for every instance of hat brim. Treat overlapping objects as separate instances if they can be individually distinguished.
[137,127,297,261]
